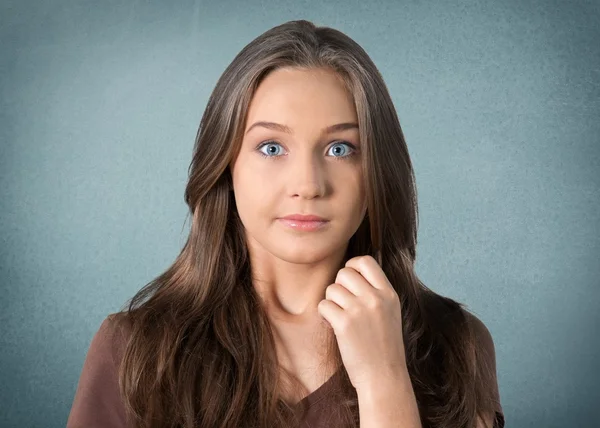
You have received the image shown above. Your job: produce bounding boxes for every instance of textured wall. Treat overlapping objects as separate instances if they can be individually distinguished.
[1,0,598,426]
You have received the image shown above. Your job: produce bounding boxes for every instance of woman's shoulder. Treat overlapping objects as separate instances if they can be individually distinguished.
[422,293,504,424]
[463,310,504,424]
[104,312,133,340]
[94,312,133,362]
[79,311,135,384]
[423,291,496,350]
[68,312,133,374]
[462,311,499,382]
[463,311,496,352]
[66,312,133,427]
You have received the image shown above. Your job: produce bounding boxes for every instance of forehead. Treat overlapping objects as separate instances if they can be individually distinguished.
[244,67,357,130]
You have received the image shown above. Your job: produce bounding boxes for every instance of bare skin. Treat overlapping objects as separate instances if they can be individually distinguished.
[229,66,366,403]
[269,315,334,403]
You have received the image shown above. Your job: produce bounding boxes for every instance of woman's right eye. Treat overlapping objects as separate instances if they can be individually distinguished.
[256,141,284,158]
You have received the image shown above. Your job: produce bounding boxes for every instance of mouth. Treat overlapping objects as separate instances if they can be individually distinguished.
[277,218,329,232]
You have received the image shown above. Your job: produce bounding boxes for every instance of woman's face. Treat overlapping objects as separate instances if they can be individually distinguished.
[230,67,367,264]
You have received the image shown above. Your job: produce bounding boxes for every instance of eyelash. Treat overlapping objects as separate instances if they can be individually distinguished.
[255,140,358,161]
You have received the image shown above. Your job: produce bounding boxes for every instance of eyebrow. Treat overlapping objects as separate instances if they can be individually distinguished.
[245,121,359,136]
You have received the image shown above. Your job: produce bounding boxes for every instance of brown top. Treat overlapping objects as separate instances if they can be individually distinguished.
[67,312,504,428]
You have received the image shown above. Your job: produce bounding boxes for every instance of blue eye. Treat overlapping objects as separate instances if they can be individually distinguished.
[257,142,284,157]
[256,141,358,161]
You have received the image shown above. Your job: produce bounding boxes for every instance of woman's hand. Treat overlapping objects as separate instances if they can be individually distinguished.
[317,255,408,392]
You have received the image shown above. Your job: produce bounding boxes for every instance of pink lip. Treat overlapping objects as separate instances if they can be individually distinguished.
[279,214,328,221]
[277,218,329,231]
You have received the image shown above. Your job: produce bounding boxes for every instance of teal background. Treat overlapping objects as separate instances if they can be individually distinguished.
[1,0,599,427]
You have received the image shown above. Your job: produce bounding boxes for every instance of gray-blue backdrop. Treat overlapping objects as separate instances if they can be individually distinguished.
[1,0,598,427]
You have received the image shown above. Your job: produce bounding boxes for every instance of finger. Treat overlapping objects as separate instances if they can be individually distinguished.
[345,255,393,292]
[335,267,374,297]
[325,282,356,309]
[317,298,344,328]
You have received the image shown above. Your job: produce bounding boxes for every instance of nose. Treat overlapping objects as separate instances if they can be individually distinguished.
[289,151,326,199]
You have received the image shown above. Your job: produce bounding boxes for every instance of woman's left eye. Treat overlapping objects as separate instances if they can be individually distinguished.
[327,142,356,158]
[256,141,358,160]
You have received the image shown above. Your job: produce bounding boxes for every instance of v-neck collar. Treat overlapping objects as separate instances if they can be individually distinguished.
[293,366,343,408]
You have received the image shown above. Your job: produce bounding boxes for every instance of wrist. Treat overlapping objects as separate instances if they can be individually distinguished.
[355,365,413,401]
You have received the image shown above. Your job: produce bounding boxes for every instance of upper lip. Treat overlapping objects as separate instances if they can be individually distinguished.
[279,214,328,221]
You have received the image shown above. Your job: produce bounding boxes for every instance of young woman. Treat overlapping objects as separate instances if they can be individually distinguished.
[67,19,504,428]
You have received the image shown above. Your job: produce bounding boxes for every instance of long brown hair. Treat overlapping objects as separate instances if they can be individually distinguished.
[114,19,499,428]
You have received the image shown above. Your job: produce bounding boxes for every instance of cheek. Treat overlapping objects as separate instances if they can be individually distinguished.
[345,175,366,207]
[234,158,275,190]
[232,181,273,230]
[348,182,367,227]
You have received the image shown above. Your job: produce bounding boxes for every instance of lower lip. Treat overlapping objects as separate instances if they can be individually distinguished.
[278,219,329,231]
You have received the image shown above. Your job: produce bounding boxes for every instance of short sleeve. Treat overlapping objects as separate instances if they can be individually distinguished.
[466,312,504,428]
[66,314,130,428]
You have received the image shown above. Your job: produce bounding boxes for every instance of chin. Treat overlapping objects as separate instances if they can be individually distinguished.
[273,245,334,264]
[279,240,348,263]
